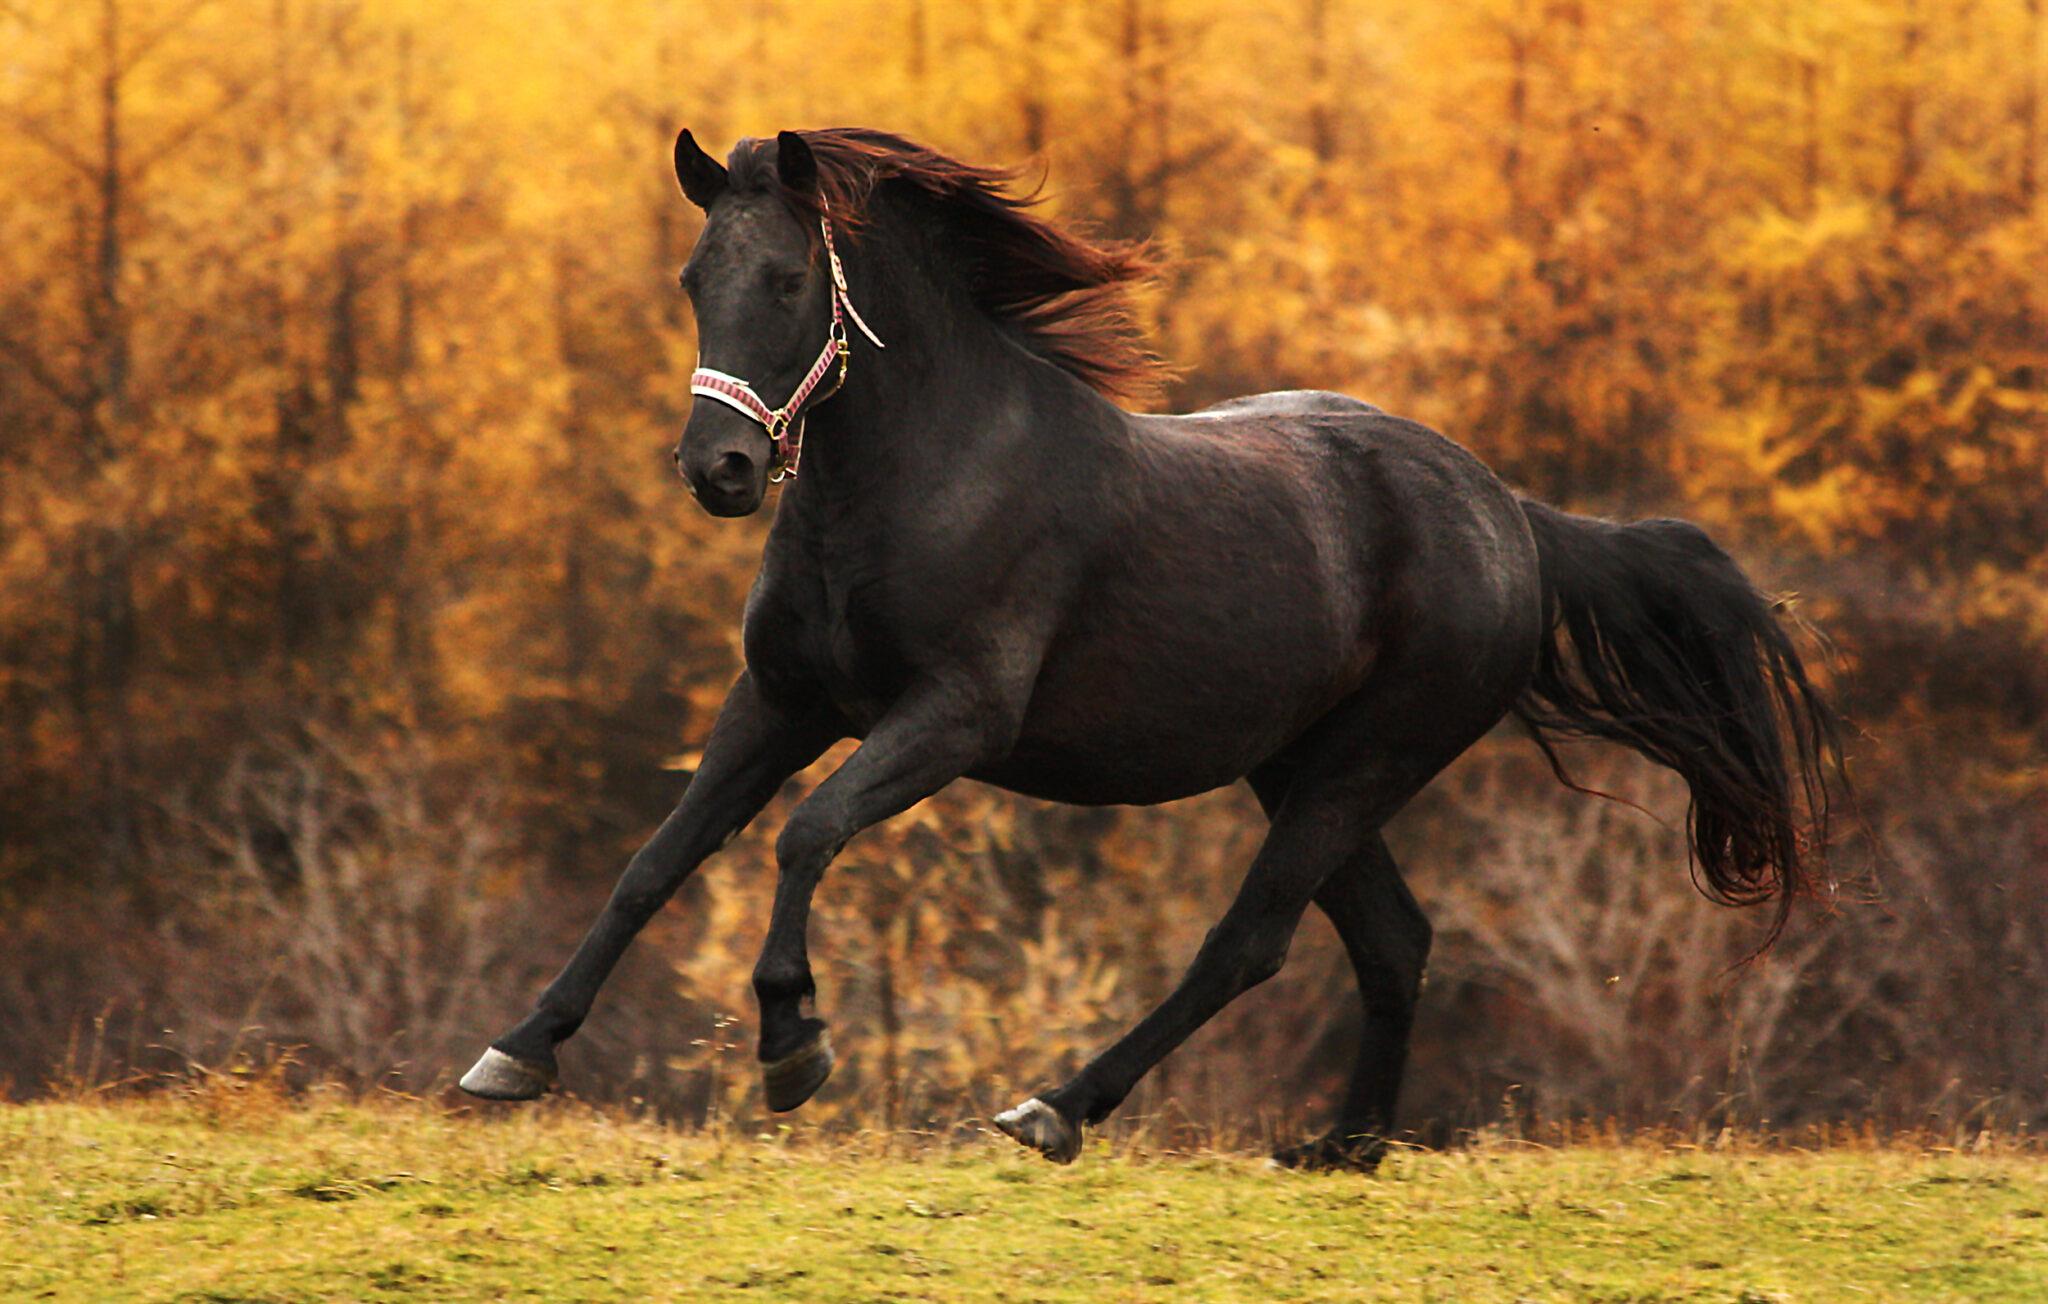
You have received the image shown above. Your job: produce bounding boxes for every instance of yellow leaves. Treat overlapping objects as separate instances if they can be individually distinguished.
[1987,386,2048,415]
[1940,365,1998,427]
[0,0,2043,1128]
[1960,559,2047,627]
[1734,198,1879,278]
[1853,369,1939,437]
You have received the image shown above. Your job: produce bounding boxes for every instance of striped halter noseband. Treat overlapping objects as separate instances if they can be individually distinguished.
[689,205,884,481]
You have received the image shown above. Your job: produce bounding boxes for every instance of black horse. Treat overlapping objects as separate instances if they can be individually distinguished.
[461,128,1842,1170]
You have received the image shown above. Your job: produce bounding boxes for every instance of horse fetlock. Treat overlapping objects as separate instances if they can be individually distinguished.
[751,958,814,1006]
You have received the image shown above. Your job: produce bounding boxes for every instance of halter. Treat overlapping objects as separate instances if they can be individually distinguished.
[689,204,885,481]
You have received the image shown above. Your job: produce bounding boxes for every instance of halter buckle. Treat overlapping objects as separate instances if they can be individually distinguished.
[769,415,805,482]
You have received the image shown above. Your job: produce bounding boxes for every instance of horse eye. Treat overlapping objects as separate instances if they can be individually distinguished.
[776,270,807,299]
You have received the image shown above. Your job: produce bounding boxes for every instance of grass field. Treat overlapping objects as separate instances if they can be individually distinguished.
[3,1092,2045,1302]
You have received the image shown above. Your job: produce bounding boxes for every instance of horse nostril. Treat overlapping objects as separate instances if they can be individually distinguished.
[709,451,754,491]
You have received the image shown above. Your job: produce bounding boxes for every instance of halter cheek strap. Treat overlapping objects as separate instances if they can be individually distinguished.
[689,206,884,482]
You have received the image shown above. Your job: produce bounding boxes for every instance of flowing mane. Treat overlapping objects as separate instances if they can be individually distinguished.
[725,129,1162,398]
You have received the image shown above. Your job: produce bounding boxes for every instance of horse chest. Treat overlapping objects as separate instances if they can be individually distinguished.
[813,610,897,733]
[745,559,911,735]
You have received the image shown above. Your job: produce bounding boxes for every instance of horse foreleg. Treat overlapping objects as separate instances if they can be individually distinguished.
[459,673,835,1100]
[750,685,1007,1112]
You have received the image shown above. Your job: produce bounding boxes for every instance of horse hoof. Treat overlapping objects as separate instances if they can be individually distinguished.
[761,1028,834,1113]
[458,1047,556,1101]
[993,1097,1082,1165]
[1268,1133,1387,1174]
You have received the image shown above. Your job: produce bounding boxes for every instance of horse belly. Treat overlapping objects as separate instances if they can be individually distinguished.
[969,745,1254,806]
[973,609,1364,806]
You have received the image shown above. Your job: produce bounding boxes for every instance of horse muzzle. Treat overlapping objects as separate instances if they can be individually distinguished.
[677,419,770,517]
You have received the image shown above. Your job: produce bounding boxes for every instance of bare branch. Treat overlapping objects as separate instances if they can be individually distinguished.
[127,73,255,181]
[0,327,93,412]
[0,105,97,178]
[1135,136,1230,193]
[116,0,224,81]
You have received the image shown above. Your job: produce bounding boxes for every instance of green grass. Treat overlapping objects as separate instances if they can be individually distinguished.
[3,1094,2044,1302]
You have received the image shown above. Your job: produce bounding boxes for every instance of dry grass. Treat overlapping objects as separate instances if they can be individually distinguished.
[3,1075,2045,1302]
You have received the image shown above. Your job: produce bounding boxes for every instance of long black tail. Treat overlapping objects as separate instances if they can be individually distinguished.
[1515,501,1846,939]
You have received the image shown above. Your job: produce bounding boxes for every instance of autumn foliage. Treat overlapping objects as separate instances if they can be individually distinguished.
[1,0,2044,1132]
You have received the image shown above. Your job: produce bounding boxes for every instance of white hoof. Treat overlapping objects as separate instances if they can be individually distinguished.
[457,1047,555,1101]
[993,1097,1082,1164]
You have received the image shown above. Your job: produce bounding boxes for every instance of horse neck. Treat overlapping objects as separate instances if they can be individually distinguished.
[785,211,1112,511]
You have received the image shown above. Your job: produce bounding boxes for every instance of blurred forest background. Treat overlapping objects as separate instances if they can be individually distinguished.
[2,0,2044,1139]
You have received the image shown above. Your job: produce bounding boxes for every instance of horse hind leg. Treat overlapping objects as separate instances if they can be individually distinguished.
[1269,832,1431,1172]
[993,613,1515,1164]
[995,745,1439,1164]
[995,787,1357,1164]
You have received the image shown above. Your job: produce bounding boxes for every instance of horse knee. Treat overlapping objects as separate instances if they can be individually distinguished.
[1238,921,1296,990]
[1242,948,1288,990]
[773,803,846,872]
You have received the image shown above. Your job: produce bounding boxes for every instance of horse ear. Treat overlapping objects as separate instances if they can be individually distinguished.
[776,130,817,194]
[673,129,727,209]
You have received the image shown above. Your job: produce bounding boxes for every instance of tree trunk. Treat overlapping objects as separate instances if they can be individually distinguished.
[1504,25,1531,233]
[89,0,136,858]
[2023,0,2041,209]
[1800,54,1821,213]
[1889,0,1923,215]
[1305,0,1335,168]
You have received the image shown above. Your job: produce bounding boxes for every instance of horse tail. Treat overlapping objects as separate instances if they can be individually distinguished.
[1513,500,1847,942]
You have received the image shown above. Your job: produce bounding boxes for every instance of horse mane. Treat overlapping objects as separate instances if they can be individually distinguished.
[725,129,1162,399]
